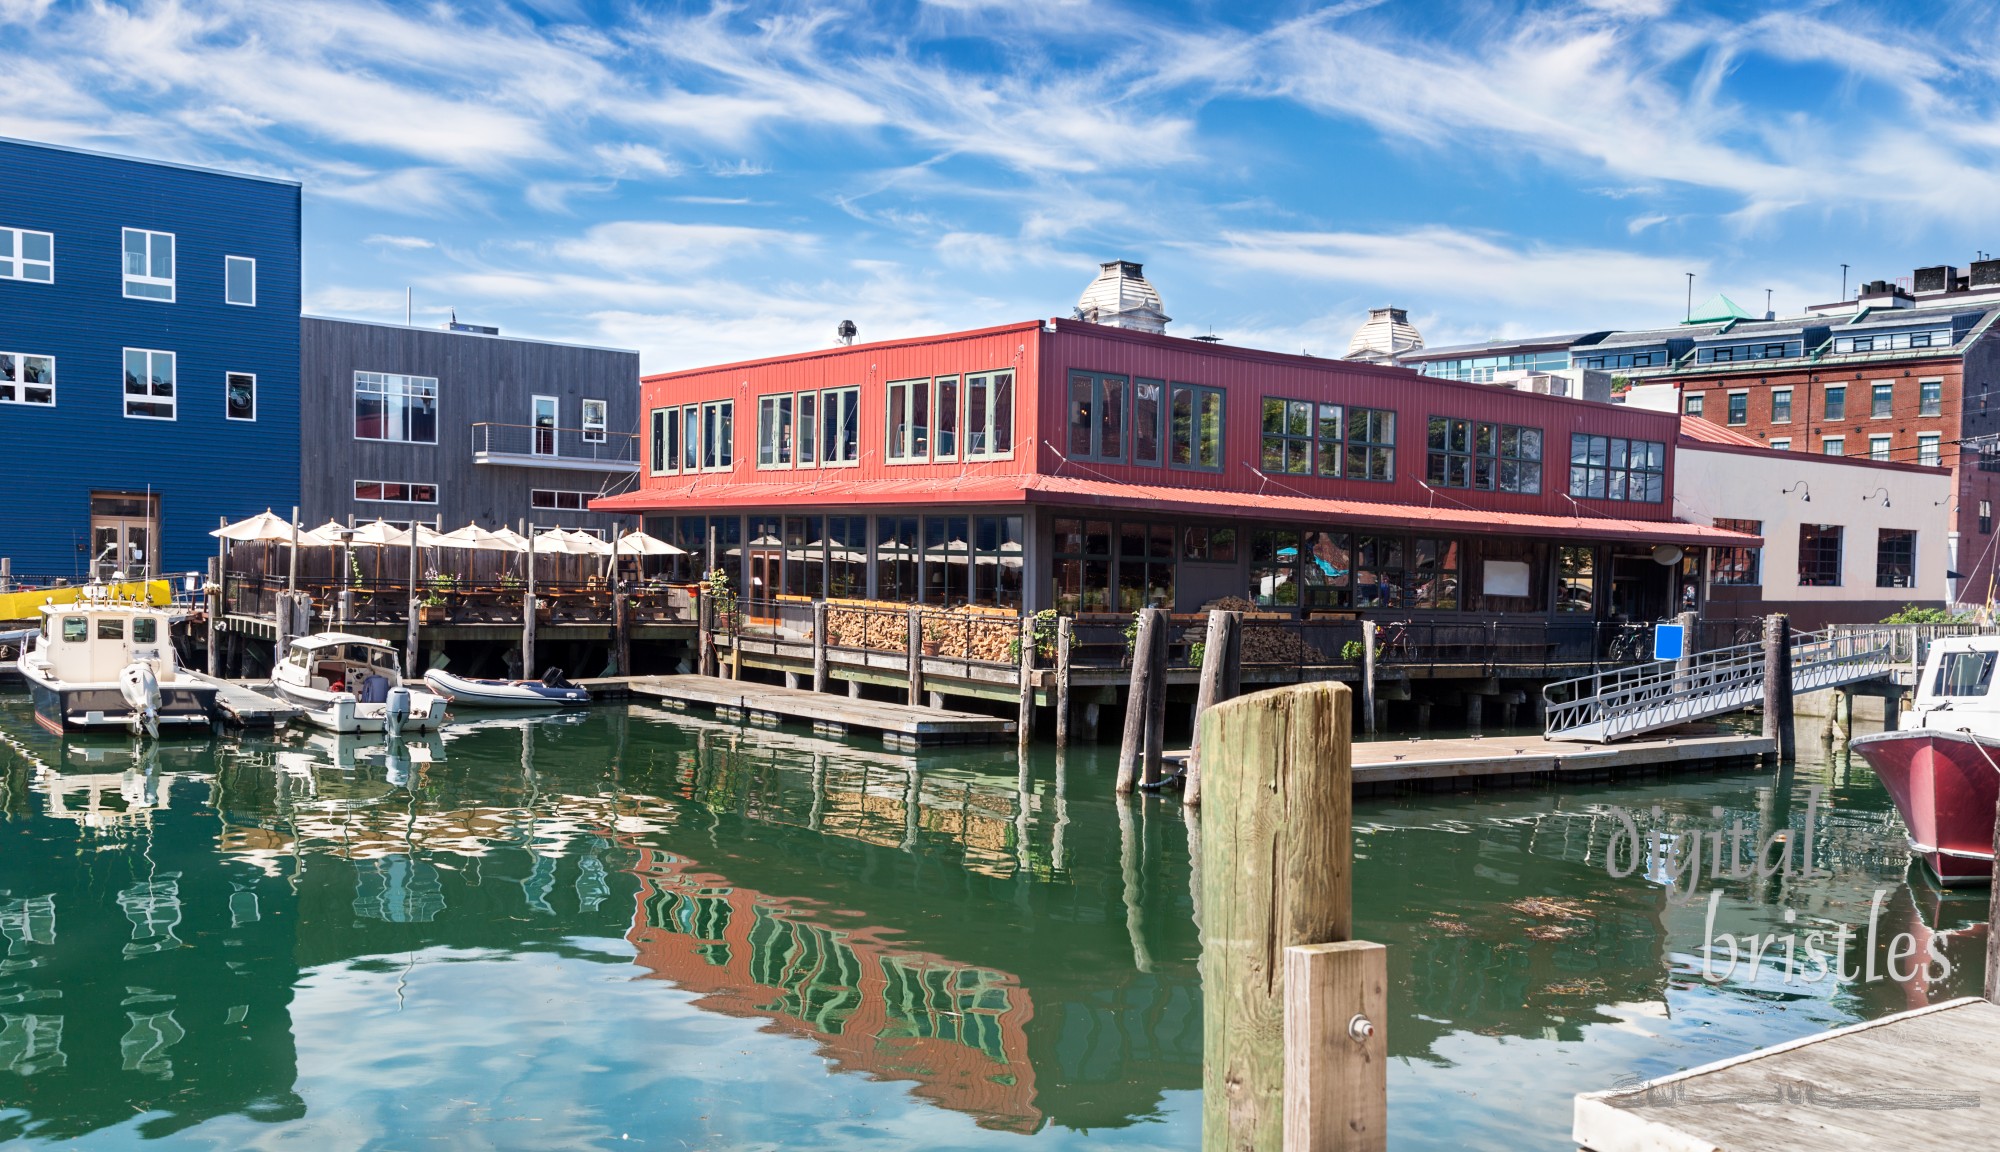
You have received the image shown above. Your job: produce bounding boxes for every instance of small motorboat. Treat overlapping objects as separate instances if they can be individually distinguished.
[423,667,590,708]
[271,633,448,735]
[1853,636,2000,885]
[15,590,220,736]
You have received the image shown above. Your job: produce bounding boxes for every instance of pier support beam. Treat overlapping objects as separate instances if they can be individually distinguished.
[1833,686,1854,744]
[813,600,829,694]
[1360,619,1378,736]
[1055,618,1074,749]
[1762,614,1795,761]
[613,591,631,677]
[1186,609,1243,808]
[1118,607,1166,793]
[1017,615,1036,754]
[206,556,221,678]
[906,606,923,707]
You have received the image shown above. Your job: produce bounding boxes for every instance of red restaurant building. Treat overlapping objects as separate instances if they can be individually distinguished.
[596,304,1753,642]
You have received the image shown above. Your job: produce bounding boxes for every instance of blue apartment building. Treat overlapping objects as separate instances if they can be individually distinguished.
[0,137,301,582]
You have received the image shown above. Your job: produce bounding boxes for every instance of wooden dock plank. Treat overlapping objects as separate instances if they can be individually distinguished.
[188,673,300,729]
[1576,998,2000,1152]
[1167,731,1770,786]
[623,674,1014,746]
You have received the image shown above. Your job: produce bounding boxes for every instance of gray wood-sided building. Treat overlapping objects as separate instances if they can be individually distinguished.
[300,316,641,535]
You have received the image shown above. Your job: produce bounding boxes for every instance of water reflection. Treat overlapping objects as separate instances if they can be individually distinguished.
[0,700,1968,1150]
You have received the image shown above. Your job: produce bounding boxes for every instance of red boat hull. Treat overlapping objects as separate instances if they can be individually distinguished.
[1852,728,2000,885]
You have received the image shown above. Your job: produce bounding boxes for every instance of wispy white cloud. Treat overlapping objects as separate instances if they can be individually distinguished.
[364,234,436,250]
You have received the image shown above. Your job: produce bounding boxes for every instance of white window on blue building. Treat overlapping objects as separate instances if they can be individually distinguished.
[226,372,256,422]
[123,348,175,420]
[0,228,54,282]
[0,352,55,406]
[225,256,256,306]
[122,229,174,301]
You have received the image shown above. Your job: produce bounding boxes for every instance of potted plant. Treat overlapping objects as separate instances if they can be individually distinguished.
[921,615,946,657]
[419,573,456,624]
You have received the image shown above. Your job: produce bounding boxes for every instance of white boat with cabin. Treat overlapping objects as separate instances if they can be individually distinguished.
[271,633,448,735]
[15,591,220,737]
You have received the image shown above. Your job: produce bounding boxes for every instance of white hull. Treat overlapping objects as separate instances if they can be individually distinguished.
[422,669,590,708]
[272,681,449,734]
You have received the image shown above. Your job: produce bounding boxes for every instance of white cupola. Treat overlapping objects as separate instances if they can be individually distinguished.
[1074,260,1170,335]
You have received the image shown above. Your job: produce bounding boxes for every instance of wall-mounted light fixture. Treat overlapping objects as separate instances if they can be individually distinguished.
[1863,487,1892,509]
[1780,481,1812,503]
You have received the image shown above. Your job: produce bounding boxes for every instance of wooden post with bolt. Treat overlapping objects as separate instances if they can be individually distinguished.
[813,600,829,693]
[1055,617,1074,749]
[1201,681,1385,1152]
[1185,609,1242,808]
[1017,615,1036,754]
[1117,606,1165,793]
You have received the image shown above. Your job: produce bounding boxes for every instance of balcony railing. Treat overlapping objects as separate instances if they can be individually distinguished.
[470,423,639,472]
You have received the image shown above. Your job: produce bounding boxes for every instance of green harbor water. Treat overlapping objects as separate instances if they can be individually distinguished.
[0,697,1976,1150]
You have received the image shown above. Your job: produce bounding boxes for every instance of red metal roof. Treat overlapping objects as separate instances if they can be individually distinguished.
[1677,416,1764,448]
[594,474,1761,546]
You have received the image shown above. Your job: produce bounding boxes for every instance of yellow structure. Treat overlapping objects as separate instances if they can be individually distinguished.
[0,580,173,624]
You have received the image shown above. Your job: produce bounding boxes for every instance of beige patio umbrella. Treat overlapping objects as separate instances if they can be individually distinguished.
[436,523,527,552]
[299,520,350,546]
[561,530,614,557]
[349,519,414,546]
[210,510,300,542]
[614,530,684,556]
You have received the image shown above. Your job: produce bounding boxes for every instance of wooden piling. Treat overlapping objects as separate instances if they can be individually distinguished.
[1285,942,1388,1152]
[613,591,631,676]
[1017,615,1036,753]
[1762,613,1795,760]
[813,600,830,693]
[1055,617,1074,749]
[906,606,923,707]
[1674,609,1697,681]
[1186,609,1243,808]
[1360,619,1378,736]
[205,555,222,677]
[1118,607,1165,793]
[406,521,422,673]
[1987,789,2000,1004]
[1144,609,1168,788]
[1834,686,1853,744]
[1201,681,1364,1152]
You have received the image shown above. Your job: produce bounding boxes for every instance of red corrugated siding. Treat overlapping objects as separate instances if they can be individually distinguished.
[624,317,1690,521]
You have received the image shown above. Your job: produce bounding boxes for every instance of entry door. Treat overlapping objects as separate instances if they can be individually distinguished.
[746,547,782,624]
[532,395,558,456]
[89,493,158,581]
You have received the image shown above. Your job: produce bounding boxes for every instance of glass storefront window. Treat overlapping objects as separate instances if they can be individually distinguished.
[1300,530,1351,609]
[1251,529,1301,609]
[923,515,971,605]
[1556,545,1596,613]
[876,516,919,602]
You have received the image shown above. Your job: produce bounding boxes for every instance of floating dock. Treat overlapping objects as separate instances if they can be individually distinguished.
[188,674,300,729]
[1166,729,1771,788]
[1575,996,2000,1151]
[617,674,1015,749]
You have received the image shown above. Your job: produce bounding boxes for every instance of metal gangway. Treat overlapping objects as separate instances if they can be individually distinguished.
[1542,626,1903,743]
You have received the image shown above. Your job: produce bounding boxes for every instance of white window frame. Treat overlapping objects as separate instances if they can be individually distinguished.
[885,378,929,463]
[700,399,734,472]
[650,407,680,476]
[0,351,55,407]
[1871,380,1895,420]
[1868,435,1892,462]
[964,370,1015,460]
[1770,387,1792,424]
[1725,389,1749,426]
[122,228,175,302]
[1919,377,1943,417]
[820,386,861,467]
[757,393,794,469]
[122,347,176,421]
[0,227,54,283]
[1769,437,1792,451]
[530,488,597,512]
[933,375,959,463]
[1822,436,1845,457]
[581,398,607,444]
[224,255,256,306]
[354,480,438,505]
[354,371,440,444]
[1919,433,1942,467]
[532,394,559,456]
[225,371,256,422]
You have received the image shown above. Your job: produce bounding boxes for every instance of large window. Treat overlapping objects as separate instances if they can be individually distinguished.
[1263,398,1316,474]
[700,400,733,470]
[355,480,437,504]
[965,370,1014,458]
[1568,434,1664,502]
[225,372,256,422]
[1726,392,1748,425]
[1171,383,1225,471]
[1250,529,1300,609]
[1426,418,1541,493]
[757,394,794,467]
[1872,381,1894,419]
[933,376,959,461]
[1557,546,1596,612]
[354,371,438,443]
[0,352,54,406]
[225,255,256,306]
[784,516,825,598]
[0,227,53,283]
[821,387,860,465]
[922,515,970,605]
[122,228,174,301]
[1868,435,1891,462]
[886,378,929,462]
[1116,522,1175,611]
[877,516,920,602]
[581,398,607,443]
[1824,385,1845,420]
[531,489,599,512]
[650,407,679,474]
[1711,518,1760,585]
[1920,378,1943,416]
[1052,518,1112,614]
[1346,407,1395,481]
[1068,371,1127,462]
[1877,529,1916,588]
[1798,524,1843,587]
[1771,388,1792,423]
[1920,433,1942,467]
[974,515,1025,607]
[122,348,175,420]
[825,515,867,598]
[1133,378,1165,465]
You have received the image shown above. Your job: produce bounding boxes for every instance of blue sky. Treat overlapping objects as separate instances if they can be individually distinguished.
[7,0,2000,370]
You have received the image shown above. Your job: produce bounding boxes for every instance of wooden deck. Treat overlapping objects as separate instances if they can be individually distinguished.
[1575,997,2000,1151]
[621,674,1015,749]
[1165,729,1771,787]
[188,674,300,729]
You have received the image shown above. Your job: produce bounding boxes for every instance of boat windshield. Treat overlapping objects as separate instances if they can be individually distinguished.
[1933,649,1998,698]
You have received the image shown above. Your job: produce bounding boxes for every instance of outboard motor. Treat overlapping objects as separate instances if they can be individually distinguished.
[385,686,413,739]
[119,661,161,739]
[541,667,574,689]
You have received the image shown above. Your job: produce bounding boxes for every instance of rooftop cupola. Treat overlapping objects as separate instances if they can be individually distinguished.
[1075,260,1170,334]
[1344,306,1424,362]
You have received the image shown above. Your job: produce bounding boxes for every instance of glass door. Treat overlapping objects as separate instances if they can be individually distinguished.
[532,395,558,456]
[89,493,158,581]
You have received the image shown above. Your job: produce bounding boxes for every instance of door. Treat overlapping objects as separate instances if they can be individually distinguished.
[746,547,783,625]
[532,395,558,456]
[89,493,158,581]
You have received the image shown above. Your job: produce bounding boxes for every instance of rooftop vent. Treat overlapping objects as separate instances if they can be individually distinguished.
[446,310,499,336]
[835,319,857,346]
[1913,265,1960,294]
[1972,259,2000,289]
[1075,260,1170,335]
